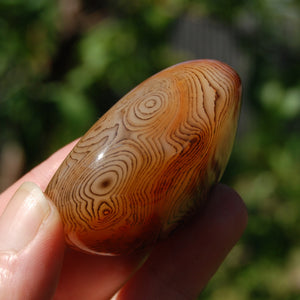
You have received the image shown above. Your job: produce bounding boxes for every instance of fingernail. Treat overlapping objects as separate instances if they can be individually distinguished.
[0,182,50,252]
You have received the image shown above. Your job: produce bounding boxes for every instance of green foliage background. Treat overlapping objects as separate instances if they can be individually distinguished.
[0,0,299,299]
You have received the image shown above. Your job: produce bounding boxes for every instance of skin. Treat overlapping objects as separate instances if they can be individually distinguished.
[0,141,247,300]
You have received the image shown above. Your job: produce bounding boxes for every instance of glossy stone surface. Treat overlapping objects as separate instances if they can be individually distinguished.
[46,60,242,255]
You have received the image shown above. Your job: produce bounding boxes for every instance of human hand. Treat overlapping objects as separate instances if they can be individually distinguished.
[0,141,247,300]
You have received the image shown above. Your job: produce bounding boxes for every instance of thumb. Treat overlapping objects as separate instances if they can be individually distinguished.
[0,182,65,300]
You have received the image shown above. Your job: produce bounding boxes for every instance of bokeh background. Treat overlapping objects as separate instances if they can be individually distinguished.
[0,0,299,299]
